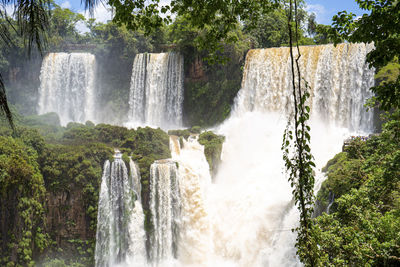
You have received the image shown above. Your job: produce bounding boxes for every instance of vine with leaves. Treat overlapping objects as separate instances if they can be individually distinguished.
[282,0,318,266]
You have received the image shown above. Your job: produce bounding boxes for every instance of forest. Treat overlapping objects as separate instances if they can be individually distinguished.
[0,0,399,266]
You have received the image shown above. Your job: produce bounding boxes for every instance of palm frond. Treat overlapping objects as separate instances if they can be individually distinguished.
[0,73,15,130]
[15,0,50,55]
[82,0,100,15]
[0,3,15,47]
[0,0,100,129]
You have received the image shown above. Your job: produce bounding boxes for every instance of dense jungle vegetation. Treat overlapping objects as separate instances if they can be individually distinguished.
[0,2,328,127]
[0,110,174,266]
[314,110,400,265]
[0,0,399,266]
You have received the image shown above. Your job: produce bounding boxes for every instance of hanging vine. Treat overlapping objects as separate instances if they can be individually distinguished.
[282,0,319,266]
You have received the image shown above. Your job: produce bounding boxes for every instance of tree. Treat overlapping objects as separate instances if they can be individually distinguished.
[109,0,279,57]
[306,13,332,45]
[314,109,400,265]
[47,4,85,48]
[329,0,400,111]
[243,4,315,48]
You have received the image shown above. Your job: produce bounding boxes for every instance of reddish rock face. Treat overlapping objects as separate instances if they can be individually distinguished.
[45,188,93,249]
[188,56,205,81]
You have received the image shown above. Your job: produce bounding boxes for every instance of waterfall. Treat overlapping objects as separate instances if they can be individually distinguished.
[127,53,184,129]
[170,136,213,266]
[95,154,146,267]
[207,43,376,266]
[149,159,181,264]
[94,43,375,267]
[129,158,142,202]
[234,43,375,132]
[37,52,96,126]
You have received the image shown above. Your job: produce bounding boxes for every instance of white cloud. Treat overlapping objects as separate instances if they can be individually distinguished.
[2,3,16,16]
[81,3,112,24]
[159,0,172,6]
[60,1,71,9]
[75,20,89,34]
[305,3,328,24]
[75,3,112,33]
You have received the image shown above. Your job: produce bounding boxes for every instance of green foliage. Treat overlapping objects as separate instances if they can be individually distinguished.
[19,113,64,142]
[198,131,225,177]
[243,7,315,48]
[89,22,160,123]
[23,112,61,127]
[109,0,278,61]
[314,110,400,265]
[38,141,112,265]
[0,136,48,266]
[312,24,333,45]
[2,1,328,127]
[190,126,201,134]
[329,0,400,111]
[127,127,170,196]
[318,151,365,212]
[47,5,85,49]
[168,129,191,139]
[0,108,174,264]
[62,123,131,146]
[244,9,289,48]
[183,47,247,126]
[123,126,170,249]
[375,58,400,84]
[282,1,318,265]
[39,143,112,193]
[372,58,400,111]
[314,187,400,266]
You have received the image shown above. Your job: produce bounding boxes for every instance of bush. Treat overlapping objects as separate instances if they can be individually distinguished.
[198,131,225,177]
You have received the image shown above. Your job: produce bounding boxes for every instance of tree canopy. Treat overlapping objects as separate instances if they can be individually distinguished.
[329,0,400,110]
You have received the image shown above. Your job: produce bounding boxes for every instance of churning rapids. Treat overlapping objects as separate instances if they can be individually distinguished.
[37,43,375,266]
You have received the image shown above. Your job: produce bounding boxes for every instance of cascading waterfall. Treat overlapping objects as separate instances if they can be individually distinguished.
[127,53,184,129]
[235,43,375,132]
[149,159,181,264]
[208,43,375,266]
[162,43,374,266]
[169,136,213,266]
[129,158,142,202]
[37,52,96,125]
[94,43,376,267]
[95,153,146,267]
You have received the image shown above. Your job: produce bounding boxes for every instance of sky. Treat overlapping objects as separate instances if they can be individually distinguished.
[55,0,368,27]
[305,0,367,24]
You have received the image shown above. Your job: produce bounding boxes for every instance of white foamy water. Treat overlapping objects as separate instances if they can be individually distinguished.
[235,43,375,132]
[170,136,214,266]
[95,157,146,267]
[95,43,375,267]
[127,53,184,129]
[38,52,96,125]
[172,43,374,266]
[149,159,181,264]
[211,112,352,267]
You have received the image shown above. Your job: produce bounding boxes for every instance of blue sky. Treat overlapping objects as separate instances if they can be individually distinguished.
[55,0,368,25]
[305,0,367,24]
